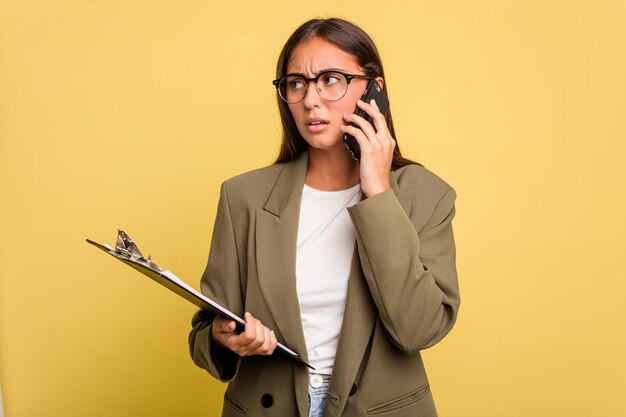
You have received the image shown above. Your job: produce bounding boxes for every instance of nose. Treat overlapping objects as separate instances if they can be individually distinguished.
[302,80,322,108]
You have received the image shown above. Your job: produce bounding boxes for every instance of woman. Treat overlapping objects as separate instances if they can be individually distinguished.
[189,17,460,417]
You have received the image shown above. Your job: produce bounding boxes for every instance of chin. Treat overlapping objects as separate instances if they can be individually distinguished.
[303,135,344,151]
[300,126,344,150]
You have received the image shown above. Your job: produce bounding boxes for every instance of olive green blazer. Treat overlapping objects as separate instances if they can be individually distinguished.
[189,151,460,417]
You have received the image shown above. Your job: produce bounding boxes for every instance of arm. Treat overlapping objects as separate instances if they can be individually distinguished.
[188,183,277,382]
[347,186,460,354]
[188,182,242,382]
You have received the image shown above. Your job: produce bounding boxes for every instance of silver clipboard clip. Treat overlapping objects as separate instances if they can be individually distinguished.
[86,229,313,369]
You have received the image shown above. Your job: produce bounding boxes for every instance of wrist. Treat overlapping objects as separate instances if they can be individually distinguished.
[363,184,390,198]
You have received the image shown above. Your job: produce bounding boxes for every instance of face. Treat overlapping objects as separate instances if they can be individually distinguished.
[286,37,379,152]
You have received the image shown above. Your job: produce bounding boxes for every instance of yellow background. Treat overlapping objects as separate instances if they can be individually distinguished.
[1,0,625,416]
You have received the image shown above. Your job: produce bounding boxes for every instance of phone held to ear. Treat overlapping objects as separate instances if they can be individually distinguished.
[342,79,390,163]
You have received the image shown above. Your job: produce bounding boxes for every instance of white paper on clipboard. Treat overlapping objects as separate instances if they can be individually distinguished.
[86,230,312,369]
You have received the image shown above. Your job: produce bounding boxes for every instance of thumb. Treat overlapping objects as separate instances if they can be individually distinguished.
[223,320,236,333]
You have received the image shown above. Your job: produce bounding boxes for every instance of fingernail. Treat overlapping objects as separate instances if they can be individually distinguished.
[371,99,377,105]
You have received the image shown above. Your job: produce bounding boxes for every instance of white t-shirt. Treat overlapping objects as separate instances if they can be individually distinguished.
[296,183,362,374]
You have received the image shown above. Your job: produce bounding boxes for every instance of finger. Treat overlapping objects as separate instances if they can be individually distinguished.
[242,314,273,355]
[238,312,258,347]
[342,113,378,142]
[341,125,383,163]
[213,316,236,334]
[244,312,256,336]
[221,319,237,333]
[356,100,395,153]
[268,330,278,354]
[357,99,389,136]
[358,99,388,134]
[211,318,236,349]
[341,124,373,151]
[259,326,273,355]
[251,318,267,351]
[223,320,236,333]
[342,124,382,151]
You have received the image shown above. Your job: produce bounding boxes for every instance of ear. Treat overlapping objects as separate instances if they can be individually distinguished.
[375,76,384,89]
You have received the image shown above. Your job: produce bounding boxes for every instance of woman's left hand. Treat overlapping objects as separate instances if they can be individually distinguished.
[341,99,396,198]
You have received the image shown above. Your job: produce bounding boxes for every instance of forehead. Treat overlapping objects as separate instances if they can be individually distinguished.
[287,37,361,75]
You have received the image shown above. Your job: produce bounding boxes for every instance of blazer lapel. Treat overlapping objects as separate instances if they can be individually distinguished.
[255,152,309,359]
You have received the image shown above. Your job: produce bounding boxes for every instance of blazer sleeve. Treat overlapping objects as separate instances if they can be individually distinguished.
[347,185,460,354]
[188,182,242,382]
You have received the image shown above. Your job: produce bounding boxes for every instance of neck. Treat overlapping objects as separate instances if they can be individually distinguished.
[305,145,360,191]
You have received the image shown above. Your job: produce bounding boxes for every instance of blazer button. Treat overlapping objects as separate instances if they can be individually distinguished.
[261,393,274,408]
[349,383,358,396]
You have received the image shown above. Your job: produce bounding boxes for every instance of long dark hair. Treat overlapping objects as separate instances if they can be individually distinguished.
[273,18,420,169]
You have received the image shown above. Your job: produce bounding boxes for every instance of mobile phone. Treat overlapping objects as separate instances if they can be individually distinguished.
[342,79,390,162]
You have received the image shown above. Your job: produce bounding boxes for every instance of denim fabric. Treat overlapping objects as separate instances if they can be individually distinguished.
[308,374,331,417]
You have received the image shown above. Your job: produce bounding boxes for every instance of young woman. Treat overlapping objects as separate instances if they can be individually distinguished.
[189,17,460,417]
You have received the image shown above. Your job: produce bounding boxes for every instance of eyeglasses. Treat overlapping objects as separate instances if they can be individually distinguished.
[272,70,375,104]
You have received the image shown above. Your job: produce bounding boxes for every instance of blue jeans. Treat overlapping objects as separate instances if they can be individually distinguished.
[308,374,331,417]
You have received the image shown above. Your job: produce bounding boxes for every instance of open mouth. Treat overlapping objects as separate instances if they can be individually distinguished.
[305,118,329,126]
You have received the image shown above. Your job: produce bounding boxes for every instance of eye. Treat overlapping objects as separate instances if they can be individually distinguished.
[321,73,341,86]
[287,78,306,90]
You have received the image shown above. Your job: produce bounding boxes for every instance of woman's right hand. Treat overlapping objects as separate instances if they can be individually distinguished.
[211,312,278,357]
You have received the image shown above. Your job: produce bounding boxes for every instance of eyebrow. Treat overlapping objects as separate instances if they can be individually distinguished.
[285,67,346,77]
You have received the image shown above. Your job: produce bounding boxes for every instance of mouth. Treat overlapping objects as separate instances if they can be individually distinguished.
[304,117,330,133]
[305,119,330,126]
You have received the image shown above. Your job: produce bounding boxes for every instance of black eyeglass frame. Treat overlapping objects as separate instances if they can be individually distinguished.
[272,70,376,103]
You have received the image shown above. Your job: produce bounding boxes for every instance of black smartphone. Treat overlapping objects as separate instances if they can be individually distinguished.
[342,79,390,162]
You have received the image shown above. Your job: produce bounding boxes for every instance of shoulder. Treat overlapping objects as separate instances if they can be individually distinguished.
[393,164,455,201]
[392,164,457,229]
[223,163,284,191]
[219,162,288,207]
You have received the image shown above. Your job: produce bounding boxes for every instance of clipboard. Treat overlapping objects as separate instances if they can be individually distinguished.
[86,229,312,369]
